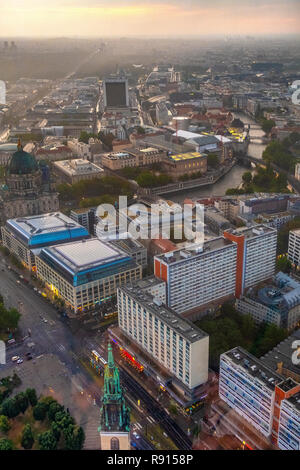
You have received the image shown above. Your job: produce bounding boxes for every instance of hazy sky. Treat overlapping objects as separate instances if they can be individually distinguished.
[0,0,300,37]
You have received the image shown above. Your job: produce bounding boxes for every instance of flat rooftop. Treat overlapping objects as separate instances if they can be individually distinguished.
[223,346,283,390]
[260,329,300,378]
[225,224,276,240]
[155,237,234,264]
[41,238,130,275]
[54,159,103,175]
[6,212,89,246]
[120,286,207,344]
[168,151,205,162]
[130,276,165,291]
[286,391,300,412]
[110,238,145,254]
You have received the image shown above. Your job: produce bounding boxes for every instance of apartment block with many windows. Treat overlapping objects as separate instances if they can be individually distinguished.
[288,229,300,268]
[117,286,209,396]
[219,347,300,448]
[154,237,238,314]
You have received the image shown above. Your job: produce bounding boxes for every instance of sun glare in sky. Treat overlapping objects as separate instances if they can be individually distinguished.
[0,0,299,37]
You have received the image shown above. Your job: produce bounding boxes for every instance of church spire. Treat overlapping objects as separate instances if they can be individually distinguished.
[98,342,130,435]
[107,342,114,369]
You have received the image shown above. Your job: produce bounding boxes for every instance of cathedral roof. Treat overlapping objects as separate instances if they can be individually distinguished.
[8,141,38,175]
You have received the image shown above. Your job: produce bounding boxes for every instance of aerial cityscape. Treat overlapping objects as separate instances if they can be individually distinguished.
[0,0,300,456]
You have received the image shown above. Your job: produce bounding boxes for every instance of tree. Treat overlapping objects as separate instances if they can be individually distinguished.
[242,171,252,185]
[63,425,85,450]
[0,398,20,418]
[0,415,10,433]
[54,410,75,431]
[21,424,34,450]
[276,255,292,273]
[0,438,13,450]
[48,401,64,422]
[14,392,29,414]
[25,388,38,407]
[261,118,275,135]
[33,401,48,421]
[38,430,58,450]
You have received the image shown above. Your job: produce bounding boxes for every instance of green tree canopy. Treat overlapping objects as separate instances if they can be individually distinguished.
[0,438,13,450]
[21,424,34,450]
[0,415,10,433]
[38,430,58,450]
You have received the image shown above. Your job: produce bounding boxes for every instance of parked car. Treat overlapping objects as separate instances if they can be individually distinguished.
[17,359,23,364]
[11,356,19,362]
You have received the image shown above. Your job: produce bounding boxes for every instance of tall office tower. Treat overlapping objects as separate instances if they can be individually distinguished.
[103,78,129,109]
[288,229,300,268]
[98,343,130,450]
[224,225,277,297]
[154,237,238,314]
[117,285,209,400]
[219,347,300,448]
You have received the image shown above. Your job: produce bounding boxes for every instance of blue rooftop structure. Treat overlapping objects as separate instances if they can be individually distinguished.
[6,212,89,248]
[257,271,300,312]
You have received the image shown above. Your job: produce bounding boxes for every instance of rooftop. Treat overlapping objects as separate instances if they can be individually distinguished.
[110,237,145,254]
[260,329,300,378]
[54,158,104,175]
[155,237,234,264]
[6,212,89,247]
[224,224,276,239]
[286,391,300,412]
[41,238,130,275]
[223,346,283,390]
[120,286,207,344]
[168,151,206,162]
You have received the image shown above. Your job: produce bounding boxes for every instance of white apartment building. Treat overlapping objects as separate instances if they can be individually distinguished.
[278,393,300,450]
[242,226,277,290]
[117,286,209,392]
[219,347,282,438]
[288,229,300,268]
[154,237,238,314]
[224,225,277,297]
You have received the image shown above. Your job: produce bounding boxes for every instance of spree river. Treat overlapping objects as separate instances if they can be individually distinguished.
[170,113,267,203]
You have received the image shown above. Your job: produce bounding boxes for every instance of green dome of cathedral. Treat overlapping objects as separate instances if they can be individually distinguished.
[9,141,38,175]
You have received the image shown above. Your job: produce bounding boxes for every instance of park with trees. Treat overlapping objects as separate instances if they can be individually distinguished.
[0,380,85,450]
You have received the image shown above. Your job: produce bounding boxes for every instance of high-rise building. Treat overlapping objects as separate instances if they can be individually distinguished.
[117,285,209,401]
[154,237,238,314]
[98,343,130,450]
[288,229,300,268]
[154,225,276,315]
[223,225,277,297]
[219,346,300,449]
[103,78,129,109]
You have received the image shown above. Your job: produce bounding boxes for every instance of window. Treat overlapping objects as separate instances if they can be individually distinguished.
[111,437,119,450]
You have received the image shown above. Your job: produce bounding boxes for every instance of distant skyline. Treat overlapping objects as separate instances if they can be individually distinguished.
[0,0,299,38]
